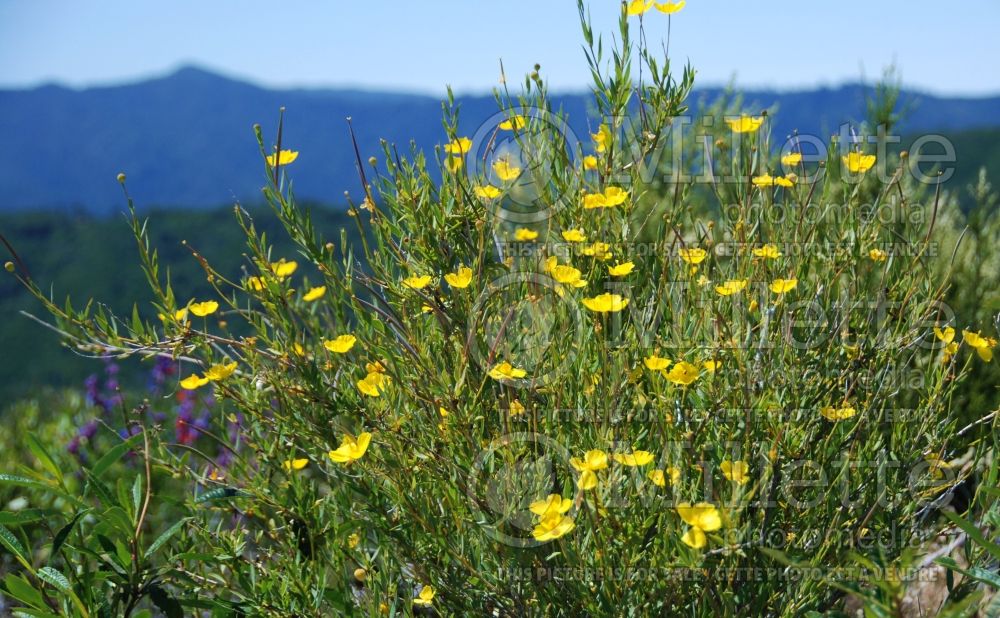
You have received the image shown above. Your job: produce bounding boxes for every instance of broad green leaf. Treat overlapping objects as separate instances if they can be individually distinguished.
[3,573,45,609]
[36,566,71,593]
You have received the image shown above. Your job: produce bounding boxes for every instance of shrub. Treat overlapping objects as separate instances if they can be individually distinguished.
[2,1,997,615]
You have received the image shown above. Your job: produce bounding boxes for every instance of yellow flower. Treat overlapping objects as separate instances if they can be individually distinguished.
[189,301,219,317]
[444,137,472,155]
[324,335,357,354]
[328,432,371,464]
[283,458,309,471]
[498,115,526,131]
[654,0,685,13]
[532,512,576,541]
[529,494,573,517]
[608,261,635,276]
[180,374,209,390]
[204,361,237,381]
[613,450,654,466]
[582,293,629,313]
[583,192,608,209]
[942,341,960,364]
[514,228,539,241]
[752,174,774,187]
[265,149,299,166]
[702,359,720,373]
[446,156,463,172]
[402,275,433,290]
[775,175,796,188]
[570,449,608,490]
[644,354,670,371]
[303,286,326,301]
[493,157,521,181]
[357,372,389,397]
[603,186,629,206]
[474,185,502,199]
[627,0,653,15]
[444,266,473,289]
[679,247,707,265]
[582,155,598,170]
[509,399,526,415]
[770,278,798,294]
[551,264,587,288]
[592,124,612,153]
[562,228,587,243]
[715,279,748,296]
[271,259,298,278]
[963,330,997,362]
[821,405,857,421]
[173,307,190,321]
[677,502,722,549]
[720,460,750,485]
[648,466,681,487]
[753,244,782,259]
[665,361,699,385]
[869,248,888,262]
[582,241,612,261]
[781,152,802,167]
[413,585,435,608]
[843,152,877,173]
[488,361,527,381]
[247,276,266,292]
[934,326,955,344]
[726,116,764,133]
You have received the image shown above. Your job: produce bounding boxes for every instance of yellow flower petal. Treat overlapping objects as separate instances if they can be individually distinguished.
[324,335,357,354]
[303,286,326,301]
[189,301,219,317]
[265,149,299,166]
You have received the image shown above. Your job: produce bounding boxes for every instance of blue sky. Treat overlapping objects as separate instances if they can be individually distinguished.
[1,1,998,96]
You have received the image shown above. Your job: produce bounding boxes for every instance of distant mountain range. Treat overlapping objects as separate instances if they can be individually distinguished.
[2,66,999,212]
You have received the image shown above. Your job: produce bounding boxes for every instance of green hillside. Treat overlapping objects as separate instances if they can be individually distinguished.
[0,204,356,402]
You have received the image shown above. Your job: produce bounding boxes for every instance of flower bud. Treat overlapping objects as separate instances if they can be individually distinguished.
[3,261,14,273]
[353,568,367,582]
[116,172,126,184]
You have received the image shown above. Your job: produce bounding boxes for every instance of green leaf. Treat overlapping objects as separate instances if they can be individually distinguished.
[0,474,54,492]
[36,566,71,593]
[0,509,60,527]
[195,487,249,504]
[25,435,62,484]
[937,556,1000,588]
[943,510,1000,562]
[0,524,31,569]
[144,517,190,560]
[149,584,184,618]
[3,573,45,609]
[51,511,86,557]
[84,471,116,507]
[90,433,142,479]
[132,474,143,518]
